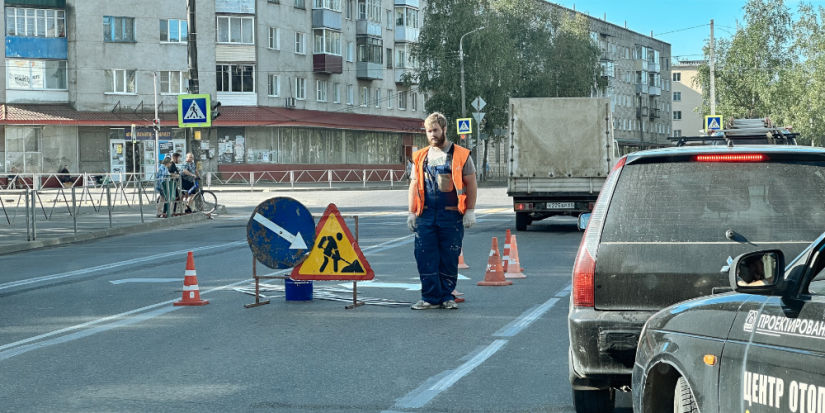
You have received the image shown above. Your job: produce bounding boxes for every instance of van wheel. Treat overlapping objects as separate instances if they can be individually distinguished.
[516,212,529,231]
[674,377,698,413]
[572,388,614,413]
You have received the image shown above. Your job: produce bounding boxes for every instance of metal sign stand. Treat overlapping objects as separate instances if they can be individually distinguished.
[344,215,364,310]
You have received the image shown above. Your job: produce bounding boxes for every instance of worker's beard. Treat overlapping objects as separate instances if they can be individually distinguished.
[428,130,446,148]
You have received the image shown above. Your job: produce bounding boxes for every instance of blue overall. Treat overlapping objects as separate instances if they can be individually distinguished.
[415,146,464,304]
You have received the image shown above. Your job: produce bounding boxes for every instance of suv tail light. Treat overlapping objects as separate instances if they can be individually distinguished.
[572,156,626,307]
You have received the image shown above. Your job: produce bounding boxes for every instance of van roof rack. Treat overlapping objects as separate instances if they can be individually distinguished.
[668,117,798,147]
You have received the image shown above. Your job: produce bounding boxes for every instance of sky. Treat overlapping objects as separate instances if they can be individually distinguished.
[550,0,824,61]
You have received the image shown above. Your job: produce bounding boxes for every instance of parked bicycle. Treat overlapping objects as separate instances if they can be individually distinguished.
[186,179,218,214]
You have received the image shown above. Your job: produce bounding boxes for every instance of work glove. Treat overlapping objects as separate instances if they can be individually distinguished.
[463,209,476,229]
[407,212,417,232]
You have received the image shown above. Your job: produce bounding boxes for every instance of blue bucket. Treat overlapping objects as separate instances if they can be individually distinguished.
[285,278,313,301]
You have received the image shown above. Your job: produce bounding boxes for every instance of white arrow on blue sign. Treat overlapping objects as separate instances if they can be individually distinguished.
[247,197,316,269]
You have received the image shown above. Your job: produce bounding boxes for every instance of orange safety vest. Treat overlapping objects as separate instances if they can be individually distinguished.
[412,144,471,216]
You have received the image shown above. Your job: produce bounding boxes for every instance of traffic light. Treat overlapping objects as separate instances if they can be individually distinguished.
[152,118,160,131]
[211,101,221,121]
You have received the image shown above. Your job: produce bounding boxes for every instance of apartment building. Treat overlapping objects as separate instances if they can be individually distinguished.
[0,0,426,179]
[671,59,704,138]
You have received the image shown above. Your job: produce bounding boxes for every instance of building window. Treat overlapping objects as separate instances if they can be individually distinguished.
[346,84,354,105]
[313,0,341,11]
[673,111,682,120]
[160,19,187,43]
[6,8,65,38]
[360,87,368,106]
[295,77,306,100]
[159,71,190,94]
[375,88,380,108]
[295,32,306,54]
[386,48,393,68]
[346,42,354,62]
[672,72,681,82]
[103,16,135,42]
[316,80,328,102]
[268,74,280,96]
[411,92,417,111]
[386,10,392,29]
[104,69,136,94]
[673,130,682,137]
[396,48,407,69]
[295,0,306,9]
[358,0,381,23]
[216,64,255,93]
[313,29,341,55]
[268,27,280,50]
[395,7,418,28]
[387,90,392,109]
[398,90,407,110]
[333,83,340,103]
[346,0,353,19]
[216,16,254,44]
[6,59,67,90]
[673,92,681,101]
[357,36,382,64]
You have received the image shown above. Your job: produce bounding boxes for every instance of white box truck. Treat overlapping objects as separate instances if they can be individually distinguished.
[508,97,615,231]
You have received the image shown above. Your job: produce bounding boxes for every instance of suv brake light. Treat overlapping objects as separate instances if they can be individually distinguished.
[572,156,626,307]
[694,154,768,162]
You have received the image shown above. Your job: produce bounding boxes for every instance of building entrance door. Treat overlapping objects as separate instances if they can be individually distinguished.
[125,141,143,179]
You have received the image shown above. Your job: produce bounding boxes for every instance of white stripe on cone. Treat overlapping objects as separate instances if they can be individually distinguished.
[183,285,200,291]
[185,270,197,276]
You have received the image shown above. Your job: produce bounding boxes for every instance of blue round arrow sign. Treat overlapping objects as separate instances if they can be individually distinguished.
[247,197,315,269]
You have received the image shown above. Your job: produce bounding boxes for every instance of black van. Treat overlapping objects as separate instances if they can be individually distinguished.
[568,145,825,413]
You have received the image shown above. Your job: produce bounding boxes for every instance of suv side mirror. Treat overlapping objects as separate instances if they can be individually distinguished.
[729,250,785,295]
[577,213,591,231]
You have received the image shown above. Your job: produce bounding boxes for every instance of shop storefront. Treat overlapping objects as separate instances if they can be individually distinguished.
[107,127,186,180]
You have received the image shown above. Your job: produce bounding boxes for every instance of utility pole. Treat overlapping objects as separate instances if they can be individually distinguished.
[153,71,159,170]
[460,27,484,167]
[187,0,202,163]
[710,19,716,116]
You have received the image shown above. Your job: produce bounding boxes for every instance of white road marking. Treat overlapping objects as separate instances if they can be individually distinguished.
[252,213,308,249]
[109,278,183,285]
[0,241,246,291]
[493,298,560,337]
[339,282,421,291]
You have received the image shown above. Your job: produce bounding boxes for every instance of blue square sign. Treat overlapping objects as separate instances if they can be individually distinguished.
[178,94,211,128]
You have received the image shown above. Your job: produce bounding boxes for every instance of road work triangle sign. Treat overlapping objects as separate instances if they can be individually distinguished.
[291,203,374,281]
[184,100,206,121]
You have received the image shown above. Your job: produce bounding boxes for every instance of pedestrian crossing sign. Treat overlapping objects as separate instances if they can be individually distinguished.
[177,94,212,128]
[291,203,374,281]
[456,118,472,134]
[705,115,723,133]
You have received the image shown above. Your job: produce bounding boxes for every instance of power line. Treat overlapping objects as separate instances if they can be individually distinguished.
[655,24,710,37]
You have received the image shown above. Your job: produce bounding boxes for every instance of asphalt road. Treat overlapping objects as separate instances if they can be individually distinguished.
[0,188,632,412]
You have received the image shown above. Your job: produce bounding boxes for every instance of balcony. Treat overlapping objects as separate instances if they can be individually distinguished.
[649,108,660,120]
[648,85,661,96]
[395,26,419,43]
[313,54,343,74]
[356,20,382,37]
[215,0,255,14]
[357,62,383,80]
[648,61,660,73]
[636,107,649,119]
[394,0,419,6]
[635,83,649,94]
[395,68,417,84]
[6,36,67,60]
[5,0,65,6]
[312,9,342,30]
[634,59,648,72]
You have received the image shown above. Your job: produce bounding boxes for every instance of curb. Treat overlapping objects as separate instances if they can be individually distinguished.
[0,212,208,256]
[208,186,409,193]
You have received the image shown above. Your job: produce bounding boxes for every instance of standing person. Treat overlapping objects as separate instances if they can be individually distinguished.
[180,153,199,211]
[407,112,477,310]
[155,158,172,218]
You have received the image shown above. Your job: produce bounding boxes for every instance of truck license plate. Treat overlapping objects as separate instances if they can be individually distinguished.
[546,202,574,209]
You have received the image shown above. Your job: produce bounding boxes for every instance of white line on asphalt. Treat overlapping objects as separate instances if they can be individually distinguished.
[339,282,420,291]
[394,340,508,409]
[492,284,570,337]
[0,241,247,291]
[109,278,183,285]
[0,234,417,360]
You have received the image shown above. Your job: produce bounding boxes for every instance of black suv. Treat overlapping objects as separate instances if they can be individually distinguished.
[568,145,825,413]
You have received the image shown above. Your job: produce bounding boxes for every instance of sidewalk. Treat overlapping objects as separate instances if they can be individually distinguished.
[0,204,208,255]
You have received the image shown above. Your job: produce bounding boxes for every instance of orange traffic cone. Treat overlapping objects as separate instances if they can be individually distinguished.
[505,235,526,279]
[174,251,210,306]
[503,230,512,273]
[478,237,513,286]
[452,289,465,303]
[458,248,470,269]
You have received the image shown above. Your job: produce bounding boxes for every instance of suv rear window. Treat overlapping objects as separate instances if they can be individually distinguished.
[601,161,825,243]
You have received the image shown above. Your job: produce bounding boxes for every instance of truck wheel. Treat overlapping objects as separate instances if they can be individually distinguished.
[674,377,698,413]
[572,388,614,413]
[516,212,529,231]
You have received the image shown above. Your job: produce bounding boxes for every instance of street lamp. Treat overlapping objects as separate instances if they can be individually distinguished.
[459,26,485,166]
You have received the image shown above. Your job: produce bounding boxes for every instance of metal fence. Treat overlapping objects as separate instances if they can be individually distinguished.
[201,169,406,189]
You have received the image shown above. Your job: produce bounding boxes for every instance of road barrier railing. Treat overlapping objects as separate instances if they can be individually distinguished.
[202,168,405,190]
